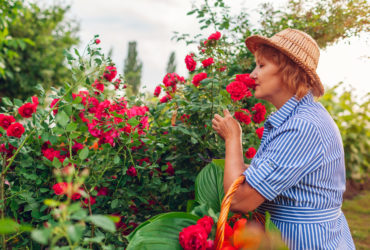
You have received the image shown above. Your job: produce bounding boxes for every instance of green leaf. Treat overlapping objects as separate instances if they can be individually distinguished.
[2,97,13,106]
[194,159,225,213]
[52,157,62,168]
[66,122,78,132]
[265,211,280,233]
[79,147,89,160]
[87,215,116,233]
[127,118,140,127]
[67,224,84,243]
[0,218,20,234]
[56,111,70,127]
[31,228,51,245]
[127,212,199,250]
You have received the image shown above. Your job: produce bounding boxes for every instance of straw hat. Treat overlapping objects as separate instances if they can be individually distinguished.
[245,28,324,97]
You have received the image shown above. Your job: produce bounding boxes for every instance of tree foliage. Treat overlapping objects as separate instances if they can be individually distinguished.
[0,0,79,99]
[166,51,177,73]
[124,41,143,96]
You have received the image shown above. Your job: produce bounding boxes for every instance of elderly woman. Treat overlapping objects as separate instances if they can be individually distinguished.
[212,28,355,249]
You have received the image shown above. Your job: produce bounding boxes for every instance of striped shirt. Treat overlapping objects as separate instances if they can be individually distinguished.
[243,92,355,249]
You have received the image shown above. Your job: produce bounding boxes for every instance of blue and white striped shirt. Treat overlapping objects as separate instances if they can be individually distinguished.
[243,92,355,249]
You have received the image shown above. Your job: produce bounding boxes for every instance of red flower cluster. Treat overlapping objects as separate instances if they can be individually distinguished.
[208,31,221,41]
[251,103,266,124]
[126,166,137,177]
[180,114,190,124]
[185,54,197,72]
[235,74,255,89]
[234,109,251,125]
[255,127,264,139]
[179,216,214,250]
[166,162,174,175]
[103,65,117,82]
[192,72,208,87]
[226,81,250,101]
[202,58,214,68]
[0,114,25,139]
[160,94,172,103]
[245,147,257,159]
[52,182,81,200]
[18,96,38,118]
[162,72,185,93]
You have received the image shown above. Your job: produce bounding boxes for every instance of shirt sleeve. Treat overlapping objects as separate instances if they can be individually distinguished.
[243,118,324,201]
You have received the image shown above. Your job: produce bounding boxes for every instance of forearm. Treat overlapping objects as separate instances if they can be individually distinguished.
[224,137,245,193]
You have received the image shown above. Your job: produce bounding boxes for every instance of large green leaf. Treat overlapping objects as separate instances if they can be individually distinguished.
[195,159,225,213]
[126,212,199,250]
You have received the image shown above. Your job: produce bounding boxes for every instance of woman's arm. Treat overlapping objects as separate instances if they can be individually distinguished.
[212,110,265,213]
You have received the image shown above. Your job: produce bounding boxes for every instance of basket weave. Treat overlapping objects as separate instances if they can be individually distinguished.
[215,175,246,250]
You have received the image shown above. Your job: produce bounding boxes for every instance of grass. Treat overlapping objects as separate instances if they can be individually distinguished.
[342,190,370,250]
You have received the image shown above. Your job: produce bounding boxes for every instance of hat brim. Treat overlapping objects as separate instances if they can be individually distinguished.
[245,35,324,97]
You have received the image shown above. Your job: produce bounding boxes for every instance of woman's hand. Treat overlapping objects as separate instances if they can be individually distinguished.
[212,109,242,142]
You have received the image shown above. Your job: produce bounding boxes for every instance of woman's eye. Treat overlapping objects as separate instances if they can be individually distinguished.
[259,64,264,68]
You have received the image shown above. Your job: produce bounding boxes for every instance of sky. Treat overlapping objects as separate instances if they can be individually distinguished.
[35,0,370,99]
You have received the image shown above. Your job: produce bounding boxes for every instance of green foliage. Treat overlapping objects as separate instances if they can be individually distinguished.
[0,0,79,99]
[124,41,143,95]
[320,83,370,181]
[258,0,370,48]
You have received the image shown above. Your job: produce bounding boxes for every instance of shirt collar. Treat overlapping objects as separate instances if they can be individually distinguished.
[265,92,314,129]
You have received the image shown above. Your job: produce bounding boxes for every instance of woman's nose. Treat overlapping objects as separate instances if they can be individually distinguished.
[250,68,257,80]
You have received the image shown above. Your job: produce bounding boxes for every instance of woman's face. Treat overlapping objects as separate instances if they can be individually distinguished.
[250,55,294,109]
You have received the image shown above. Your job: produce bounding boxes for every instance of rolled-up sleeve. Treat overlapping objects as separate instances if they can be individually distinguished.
[243,118,324,201]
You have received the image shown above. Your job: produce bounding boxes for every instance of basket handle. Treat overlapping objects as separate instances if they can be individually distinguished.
[215,175,246,250]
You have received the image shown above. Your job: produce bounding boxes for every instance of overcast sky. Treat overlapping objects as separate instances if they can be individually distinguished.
[35,0,370,98]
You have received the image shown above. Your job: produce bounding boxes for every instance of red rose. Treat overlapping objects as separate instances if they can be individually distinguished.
[234,109,251,125]
[185,54,197,72]
[103,66,117,82]
[18,103,36,118]
[179,224,208,250]
[32,96,39,107]
[166,162,174,175]
[50,98,60,115]
[256,127,264,139]
[252,103,266,124]
[6,122,25,138]
[160,94,172,103]
[71,192,82,200]
[206,240,214,250]
[180,114,190,123]
[126,166,137,177]
[95,39,101,44]
[53,182,68,195]
[226,81,251,101]
[0,114,15,129]
[245,147,257,159]
[93,79,105,94]
[202,58,214,68]
[83,196,96,205]
[197,216,214,235]
[192,72,208,87]
[208,31,221,41]
[154,86,161,97]
[96,187,109,196]
[218,66,227,72]
[235,74,255,88]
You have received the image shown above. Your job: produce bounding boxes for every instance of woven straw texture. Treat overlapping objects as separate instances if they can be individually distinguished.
[245,28,324,97]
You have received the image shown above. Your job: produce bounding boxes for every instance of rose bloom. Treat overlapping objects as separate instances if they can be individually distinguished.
[192,72,208,87]
[7,122,25,138]
[256,127,264,139]
[235,73,256,88]
[126,166,137,177]
[154,86,161,97]
[252,103,266,124]
[226,81,250,101]
[196,216,214,235]
[245,147,257,159]
[103,66,117,82]
[185,54,197,72]
[95,39,101,44]
[160,94,172,103]
[0,114,16,129]
[18,103,37,118]
[202,57,214,68]
[234,109,251,125]
[208,31,221,41]
[179,224,208,250]
[166,162,174,175]
[83,196,96,206]
[52,182,68,195]
[50,98,60,115]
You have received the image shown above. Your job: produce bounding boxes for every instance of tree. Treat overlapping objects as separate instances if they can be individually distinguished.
[166,51,177,73]
[0,0,79,100]
[124,41,143,96]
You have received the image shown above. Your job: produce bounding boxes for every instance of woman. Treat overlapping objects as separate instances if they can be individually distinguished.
[212,28,355,249]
